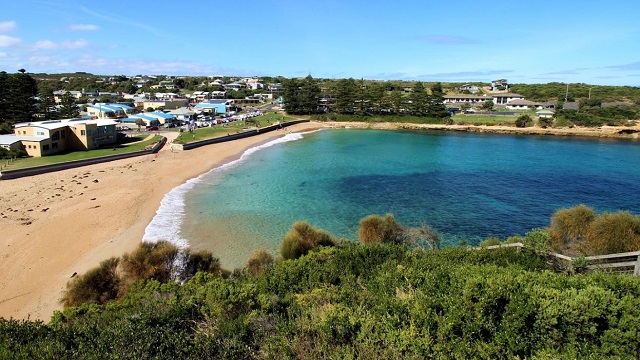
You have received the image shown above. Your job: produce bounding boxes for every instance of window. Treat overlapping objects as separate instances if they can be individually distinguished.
[28,145,32,149]
[81,130,86,136]
[52,142,58,150]
[61,130,66,139]
[51,131,60,141]
[36,131,45,136]
[43,144,49,151]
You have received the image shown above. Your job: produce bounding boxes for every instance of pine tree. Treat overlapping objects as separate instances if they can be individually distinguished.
[410,82,428,116]
[426,82,450,119]
[59,91,80,118]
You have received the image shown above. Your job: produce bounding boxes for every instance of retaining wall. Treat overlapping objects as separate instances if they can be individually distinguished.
[181,120,309,150]
[0,137,166,180]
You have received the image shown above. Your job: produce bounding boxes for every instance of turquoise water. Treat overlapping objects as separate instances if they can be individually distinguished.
[165,129,640,268]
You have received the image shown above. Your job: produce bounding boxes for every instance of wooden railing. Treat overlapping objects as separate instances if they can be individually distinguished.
[477,242,640,276]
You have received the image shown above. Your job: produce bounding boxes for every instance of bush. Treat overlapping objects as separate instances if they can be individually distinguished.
[358,213,405,244]
[246,248,274,277]
[538,117,553,128]
[180,249,226,281]
[61,257,120,307]
[479,237,501,247]
[581,211,640,255]
[120,241,180,283]
[549,205,595,253]
[280,221,336,260]
[515,114,534,128]
[522,228,552,255]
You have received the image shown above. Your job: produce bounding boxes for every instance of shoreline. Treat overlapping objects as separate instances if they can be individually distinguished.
[1,120,638,321]
[323,121,640,140]
[0,122,323,321]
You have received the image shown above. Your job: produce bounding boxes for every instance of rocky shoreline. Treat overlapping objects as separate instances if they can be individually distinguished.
[324,121,640,140]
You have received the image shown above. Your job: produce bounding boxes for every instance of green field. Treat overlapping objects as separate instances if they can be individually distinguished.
[1,135,162,170]
[452,114,518,125]
[172,112,300,144]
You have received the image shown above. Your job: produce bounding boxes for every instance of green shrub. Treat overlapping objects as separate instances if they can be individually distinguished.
[280,221,336,260]
[61,257,120,307]
[522,228,552,255]
[246,248,275,277]
[120,241,180,283]
[358,213,405,244]
[515,114,534,128]
[479,237,502,247]
[581,211,640,255]
[549,205,595,253]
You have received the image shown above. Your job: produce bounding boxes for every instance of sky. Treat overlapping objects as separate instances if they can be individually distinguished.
[1,0,639,85]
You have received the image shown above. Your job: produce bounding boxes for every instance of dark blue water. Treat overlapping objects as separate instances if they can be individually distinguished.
[179,129,640,267]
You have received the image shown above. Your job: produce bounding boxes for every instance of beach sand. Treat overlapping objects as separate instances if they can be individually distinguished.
[0,122,324,321]
[0,120,637,321]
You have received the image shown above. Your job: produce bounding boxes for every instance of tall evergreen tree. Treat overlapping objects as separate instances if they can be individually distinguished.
[299,75,320,114]
[59,91,80,118]
[333,78,358,114]
[410,82,428,116]
[38,88,58,120]
[0,71,39,133]
[426,82,450,119]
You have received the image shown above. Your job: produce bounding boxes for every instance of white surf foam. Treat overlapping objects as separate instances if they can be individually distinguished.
[142,130,317,248]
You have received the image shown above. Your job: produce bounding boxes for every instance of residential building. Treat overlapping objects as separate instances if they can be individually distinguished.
[4,118,118,157]
[459,84,479,94]
[492,93,525,105]
[505,99,544,110]
[491,79,509,91]
[443,95,490,104]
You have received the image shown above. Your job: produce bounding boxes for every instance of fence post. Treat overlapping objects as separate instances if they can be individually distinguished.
[634,255,640,276]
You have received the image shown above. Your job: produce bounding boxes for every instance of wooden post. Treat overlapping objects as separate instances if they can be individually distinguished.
[634,255,640,276]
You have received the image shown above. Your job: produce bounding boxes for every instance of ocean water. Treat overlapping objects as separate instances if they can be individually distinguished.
[145,129,640,268]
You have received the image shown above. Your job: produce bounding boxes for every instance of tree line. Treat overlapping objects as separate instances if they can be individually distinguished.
[283,75,451,120]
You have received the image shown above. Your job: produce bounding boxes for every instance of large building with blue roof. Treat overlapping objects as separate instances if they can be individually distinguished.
[195,99,231,114]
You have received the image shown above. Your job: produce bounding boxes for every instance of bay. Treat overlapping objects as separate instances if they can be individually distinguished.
[171,129,640,268]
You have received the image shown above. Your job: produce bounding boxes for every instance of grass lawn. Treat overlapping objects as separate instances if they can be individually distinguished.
[452,114,518,126]
[172,112,300,144]
[1,135,163,170]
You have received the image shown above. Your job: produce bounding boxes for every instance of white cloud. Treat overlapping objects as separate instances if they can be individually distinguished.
[0,34,21,47]
[0,21,16,33]
[69,24,99,31]
[34,39,88,50]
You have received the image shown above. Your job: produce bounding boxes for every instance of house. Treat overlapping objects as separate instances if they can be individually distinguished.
[86,104,127,119]
[505,99,544,110]
[268,84,283,92]
[53,90,83,103]
[143,111,175,125]
[121,114,160,127]
[224,83,243,91]
[247,82,263,90]
[195,99,231,114]
[167,107,197,122]
[168,107,196,121]
[562,102,580,111]
[536,110,555,118]
[141,99,189,111]
[4,118,118,157]
[491,79,508,91]
[459,84,479,94]
[443,95,490,104]
[492,93,525,106]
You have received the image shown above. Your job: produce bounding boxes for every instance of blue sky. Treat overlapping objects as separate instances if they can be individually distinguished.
[1,0,639,85]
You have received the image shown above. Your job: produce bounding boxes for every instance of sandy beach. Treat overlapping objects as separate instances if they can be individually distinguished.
[1,120,638,322]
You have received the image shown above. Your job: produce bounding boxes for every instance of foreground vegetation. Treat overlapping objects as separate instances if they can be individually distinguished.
[2,207,640,359]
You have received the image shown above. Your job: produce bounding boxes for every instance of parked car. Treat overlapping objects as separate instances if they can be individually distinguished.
[146,126,159,131]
